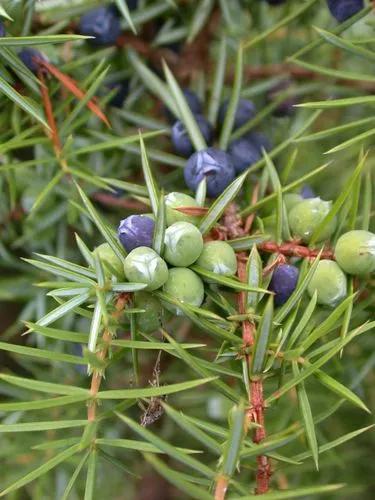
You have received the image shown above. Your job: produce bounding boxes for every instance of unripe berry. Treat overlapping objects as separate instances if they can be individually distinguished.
[334,230,375,276]
[227,136,262,174]
[326,0,364,22]
[93,242,124,278]
[307,260,347,306]
[184,148,235,198]
[118,215,155,252]
[218,98,256,130]
[196,241,237,276]
[269,264,299,306]
[164,192,200,226]
[79,6,121,46]
[163,222,204,267]
[284,193,303,212]
[171,115,213,158]
[124,247,168,291]
[163,267,204,315]
[134,291,163,333]
[288,198,337,243]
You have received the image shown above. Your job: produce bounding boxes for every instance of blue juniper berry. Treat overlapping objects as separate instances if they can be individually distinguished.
[118,215,155,252]
[79,6,121,46]
[107,80,129,108]
[247,131,272,153]
[326,0,364,22]
[269,264,299,306]
[227,136,262,174]
[172,115,214,157]
[267,79,296,117]
[165,88,203,122]
[184,148,235,198]
[18,48,48,74]
[300,185,315,199]
[218,98,256,130]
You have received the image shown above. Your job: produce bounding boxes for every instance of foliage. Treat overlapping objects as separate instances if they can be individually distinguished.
[0,1,374,499]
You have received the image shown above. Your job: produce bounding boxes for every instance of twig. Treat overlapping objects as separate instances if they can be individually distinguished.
[258,241,334,260]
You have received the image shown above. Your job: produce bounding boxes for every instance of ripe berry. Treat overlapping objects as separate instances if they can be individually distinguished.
[269,264,299,306]
[18,48,47,74]
[264,0,286,5]
[134,291,163,333]
[93,242,124,278]
[184,148,235,198]
[326,0,364,22]
[165,89,203,123]
[118,215,155,253]
[165,192,200,226]
[307,260,347,307]
[227,136,262,174]
[300,185,315,199]
[107,80,129,108]
[124,247,168,291]
[334,230,375,276]
[267,79,296,117]
[246,132,271,153]
[196,241,237,276]
[171,115,213,158]
[164,222,203,267]
[218,98,256,130]
[288,198,337,243]
[79,6,121,46]
[163,267,204,315]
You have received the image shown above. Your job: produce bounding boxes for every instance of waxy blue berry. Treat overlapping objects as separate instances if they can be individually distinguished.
[118,215,155,252]
[269,264,299,306]
[171,115,213,158]
[246,132,271,154]
[300,185,315,199]
[165,88,203,122]
[326,0,364,22]
[267,79,296,117]
[218,98,256,130]
[184,148,235,198]
[107,80,129,108]
[79,6,121,46]
[18,48,47,74]
[227,136,262,174]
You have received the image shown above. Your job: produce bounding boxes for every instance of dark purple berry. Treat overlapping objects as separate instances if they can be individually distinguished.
[118,215,155,252]
[218,98,256,130]
[326,0,364,22]
[267,80,296,117]
[227,136,262,174]
[107,80,129,108]
[246,131,272,153]
[263,0,286,5]
[165,88,203,123]
[0,21,5,37]
[79,6,121,46]
[18,48,48,74]
[172,115,214,158]
[300,185,315,199]
[269,264,299,306]
[184,148,235,198]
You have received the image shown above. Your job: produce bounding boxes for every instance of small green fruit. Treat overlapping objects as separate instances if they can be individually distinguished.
[196,241,237,276]
[284,193,303,212]
[307,260,347,307]
[163,267,204,315]
[124,247,168,291]
[165,192,200,226]
[335,230,375,276]
[134,292,162,333]
[288,197,336,243]
[164,221,203,267]
[93,243,124,278]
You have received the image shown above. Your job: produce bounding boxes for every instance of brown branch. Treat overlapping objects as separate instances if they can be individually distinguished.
[258,241,334,260]
[91,192,150,211]
[87,293,129,422]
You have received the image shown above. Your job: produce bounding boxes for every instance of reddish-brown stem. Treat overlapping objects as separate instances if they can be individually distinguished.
[258,241,334,260]
[87,294,128,422]
[214,476,229,500]
[38,70,62,155]
[91,192,149,211]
